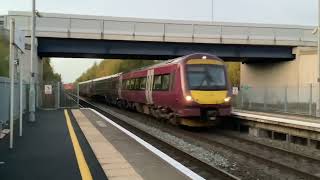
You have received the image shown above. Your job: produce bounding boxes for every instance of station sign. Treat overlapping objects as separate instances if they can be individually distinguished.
[232,87,239,95]
[44,85,52,95]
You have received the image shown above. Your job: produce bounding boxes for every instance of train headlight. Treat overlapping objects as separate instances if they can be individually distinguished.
[224,97,231,102]
[185,95,193,101]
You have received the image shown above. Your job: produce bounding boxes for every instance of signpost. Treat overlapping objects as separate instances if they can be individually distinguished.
[9,19,15,149]
[29,0,36,123]
[14,25,25,138]
[9,19,25,149]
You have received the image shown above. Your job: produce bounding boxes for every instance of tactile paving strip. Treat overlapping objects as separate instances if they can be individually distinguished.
[71,109,143,180]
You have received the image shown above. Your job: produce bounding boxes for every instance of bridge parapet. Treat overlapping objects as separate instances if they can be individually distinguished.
[4,11,317,47]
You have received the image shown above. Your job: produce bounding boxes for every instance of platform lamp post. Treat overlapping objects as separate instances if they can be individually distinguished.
[313,0,320,117]
[29,0,36,122]
[318,0,320,117]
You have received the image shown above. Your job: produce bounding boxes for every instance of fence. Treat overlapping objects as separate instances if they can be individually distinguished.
[37,81,79,109]
[0,77,28,129]
[232,84,319,117]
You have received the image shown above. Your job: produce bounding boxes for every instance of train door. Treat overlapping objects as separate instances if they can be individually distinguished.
[146,69,154,104]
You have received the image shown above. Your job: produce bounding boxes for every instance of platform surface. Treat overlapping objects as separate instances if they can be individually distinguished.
[0,109,106,180]
[232,109,320,132]
[74,108,190,180]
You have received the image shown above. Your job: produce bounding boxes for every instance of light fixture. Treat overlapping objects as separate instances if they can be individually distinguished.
[185,95,193,101]
[202,56,207,59]
[224,97,231,102]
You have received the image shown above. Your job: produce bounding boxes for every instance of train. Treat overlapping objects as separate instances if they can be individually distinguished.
[79,53,232,127]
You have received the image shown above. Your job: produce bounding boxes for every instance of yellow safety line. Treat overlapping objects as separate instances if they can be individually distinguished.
[64,109,93,180]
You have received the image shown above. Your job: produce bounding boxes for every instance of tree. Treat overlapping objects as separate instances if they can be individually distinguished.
[225,62,240,87]
[0,29,9,77]
[43,58,61,82]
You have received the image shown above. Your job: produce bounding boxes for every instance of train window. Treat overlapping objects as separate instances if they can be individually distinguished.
[187,64,226,90]
[134,78,140,90]
[153,76,162,90]
[139,77,146,90]
[128,80,132,89]
[152,74,171,91]
[129,79,135,90]
[126,80,130,89]
[161,74,170,90]
[122,80,126,89]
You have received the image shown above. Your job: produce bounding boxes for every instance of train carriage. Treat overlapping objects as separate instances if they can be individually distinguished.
[79,53,232,127]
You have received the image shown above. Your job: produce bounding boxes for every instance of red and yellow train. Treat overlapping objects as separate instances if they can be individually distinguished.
[79,53,232,127]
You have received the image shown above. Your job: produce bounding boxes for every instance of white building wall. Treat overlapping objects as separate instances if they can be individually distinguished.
[240,47,317,88]
[239,47,318,113]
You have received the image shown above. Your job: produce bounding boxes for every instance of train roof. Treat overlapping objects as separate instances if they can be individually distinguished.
[78,53,222,84]
[79,72,122,85]
[132,53,222,72]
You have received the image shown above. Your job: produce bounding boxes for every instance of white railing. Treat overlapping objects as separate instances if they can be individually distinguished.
[0,77,28,130]
[4,11,317,46]
[233,84,319,117]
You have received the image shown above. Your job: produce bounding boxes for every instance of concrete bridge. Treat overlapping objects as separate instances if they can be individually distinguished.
[3,11,317,61]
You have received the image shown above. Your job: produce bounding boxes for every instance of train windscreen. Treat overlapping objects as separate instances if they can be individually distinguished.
[187,64,226,90]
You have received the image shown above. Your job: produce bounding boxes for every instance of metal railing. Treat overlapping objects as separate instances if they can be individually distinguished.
[232,84,319,117]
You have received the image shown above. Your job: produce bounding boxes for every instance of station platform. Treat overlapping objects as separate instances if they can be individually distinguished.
[0,109,106,180]
[72,108,193,180]
[0,108,195,180]
[232,109,320,133]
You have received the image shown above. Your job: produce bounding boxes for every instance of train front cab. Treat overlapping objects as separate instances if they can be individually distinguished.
[177,55,232,127]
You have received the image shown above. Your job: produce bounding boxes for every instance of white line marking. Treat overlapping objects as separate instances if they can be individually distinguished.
[89,108,205,180]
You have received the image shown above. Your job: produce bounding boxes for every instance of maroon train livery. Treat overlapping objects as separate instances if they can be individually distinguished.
[79,53,232,127]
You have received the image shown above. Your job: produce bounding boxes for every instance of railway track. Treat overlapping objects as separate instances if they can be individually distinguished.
[212,131,320,178]
[70,94,240,180]
[169,130,320,180]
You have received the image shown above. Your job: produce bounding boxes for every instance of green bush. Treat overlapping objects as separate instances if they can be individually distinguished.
[0,29,9,77]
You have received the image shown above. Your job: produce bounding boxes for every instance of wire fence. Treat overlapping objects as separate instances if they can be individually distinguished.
[0,77,28,129]
[37,82,79,109]
[232,84,319,117]
[0,79,80,131]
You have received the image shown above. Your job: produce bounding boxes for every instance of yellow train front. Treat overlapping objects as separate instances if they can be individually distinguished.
[173,53,232,127]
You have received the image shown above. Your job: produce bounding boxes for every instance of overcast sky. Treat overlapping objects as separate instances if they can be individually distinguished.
[1,0,318,82]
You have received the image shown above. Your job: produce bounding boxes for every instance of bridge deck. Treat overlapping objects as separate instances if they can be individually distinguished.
[4,11,317,47]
